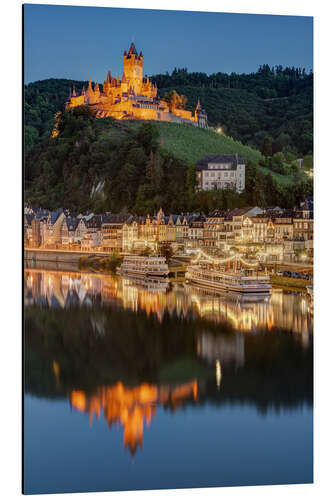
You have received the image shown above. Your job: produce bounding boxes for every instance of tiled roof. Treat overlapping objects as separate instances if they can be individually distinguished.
[50,209,63,225]
[25,214,35,225]
[196,154,246,171]
[65,217,79,231]
[102,213,132,224]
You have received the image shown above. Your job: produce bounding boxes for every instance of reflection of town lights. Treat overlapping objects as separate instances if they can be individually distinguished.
[216,360,222,389]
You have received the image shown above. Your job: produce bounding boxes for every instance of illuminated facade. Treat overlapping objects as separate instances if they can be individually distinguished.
[66,43,208,127]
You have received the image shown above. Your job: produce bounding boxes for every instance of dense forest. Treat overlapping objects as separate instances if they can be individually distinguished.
[25,107,313,213]
[24,64,313,155]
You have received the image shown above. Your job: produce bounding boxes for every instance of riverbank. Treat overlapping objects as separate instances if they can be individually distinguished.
[270,276,312,292]
[78,254,123,273]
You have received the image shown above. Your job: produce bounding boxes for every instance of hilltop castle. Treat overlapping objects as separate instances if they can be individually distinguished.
[66,42,208,127]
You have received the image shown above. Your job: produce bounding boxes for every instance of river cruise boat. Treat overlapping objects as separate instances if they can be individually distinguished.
[185,257,271,295]
[117,255,169,278]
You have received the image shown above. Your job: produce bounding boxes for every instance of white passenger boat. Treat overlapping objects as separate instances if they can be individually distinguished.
[117,255,169,278]
[185,253,271,295]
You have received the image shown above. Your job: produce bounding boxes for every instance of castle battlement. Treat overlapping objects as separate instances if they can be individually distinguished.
[65,42,208,127]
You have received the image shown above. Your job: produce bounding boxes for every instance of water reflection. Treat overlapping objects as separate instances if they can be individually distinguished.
[69,381,198,456]
[24,268,313,475]
[24,268,313,343]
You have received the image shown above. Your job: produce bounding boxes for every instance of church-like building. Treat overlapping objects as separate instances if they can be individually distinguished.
[66,42,208,127]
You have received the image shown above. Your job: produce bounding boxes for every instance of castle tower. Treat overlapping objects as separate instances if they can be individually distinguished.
[94,82,100,100]
[123,42,143,95]
[86,77,96,105]
[121,72,128,93]
[195,98,208,128]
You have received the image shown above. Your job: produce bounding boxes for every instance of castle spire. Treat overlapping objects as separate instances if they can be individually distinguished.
[121,72,126,84]
[88,77,92,90]
[106,71,112,83]
[128,42,138,56]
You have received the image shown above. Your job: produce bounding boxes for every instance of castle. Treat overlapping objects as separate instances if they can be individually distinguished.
[66,42,208,127]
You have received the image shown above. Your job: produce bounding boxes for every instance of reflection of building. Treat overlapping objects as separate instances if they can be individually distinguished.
[197,331,245,368]
[70,381,198,455]
[24,270,313,344]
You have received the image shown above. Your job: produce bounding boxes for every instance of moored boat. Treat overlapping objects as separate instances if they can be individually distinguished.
[185,253,271,295]
[117,254,169,278]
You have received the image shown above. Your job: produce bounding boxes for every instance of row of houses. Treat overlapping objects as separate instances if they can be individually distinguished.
[24,198,313,262]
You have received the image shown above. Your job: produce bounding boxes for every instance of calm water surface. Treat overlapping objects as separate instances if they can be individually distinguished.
[24,267,313,494]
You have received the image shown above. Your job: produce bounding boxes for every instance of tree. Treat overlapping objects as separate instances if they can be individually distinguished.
[140,246,152,256]
[158,242,174,261]
[185,164,197,209]
[262,136,273,157]
[163,90,188,112]
[25,125,39,151]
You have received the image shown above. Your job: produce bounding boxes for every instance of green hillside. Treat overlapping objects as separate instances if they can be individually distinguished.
[126,121,263,164]
[126,120,305,187]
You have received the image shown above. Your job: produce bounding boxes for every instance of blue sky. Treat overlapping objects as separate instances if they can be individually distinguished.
[24,4,313,83]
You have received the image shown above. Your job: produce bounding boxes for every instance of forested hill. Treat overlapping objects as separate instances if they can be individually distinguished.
[24,64,313,155]
[25,109,312,214]
[153,65,313,156]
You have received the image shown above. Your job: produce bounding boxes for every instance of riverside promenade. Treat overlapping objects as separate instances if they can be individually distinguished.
[24,247,111,264]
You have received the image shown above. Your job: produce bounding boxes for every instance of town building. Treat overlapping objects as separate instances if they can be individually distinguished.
[31,218,41,247]
[65,43,208,128]
[196,154,246,193]
[101,214,132,252]
[23,199,313,263]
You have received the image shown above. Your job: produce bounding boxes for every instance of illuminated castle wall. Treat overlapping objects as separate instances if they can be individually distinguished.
[65,42,208,127]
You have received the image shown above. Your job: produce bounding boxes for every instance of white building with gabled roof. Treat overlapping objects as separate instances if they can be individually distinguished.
[196,154,246,193]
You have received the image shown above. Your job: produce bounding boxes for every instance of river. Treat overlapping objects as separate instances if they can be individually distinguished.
[23,267,313,494]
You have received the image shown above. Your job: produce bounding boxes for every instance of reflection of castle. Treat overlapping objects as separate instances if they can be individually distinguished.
[70,381,198,456]
[65,42,207,127]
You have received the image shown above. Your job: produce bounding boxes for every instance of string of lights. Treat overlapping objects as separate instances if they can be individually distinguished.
[192,249,259,267]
